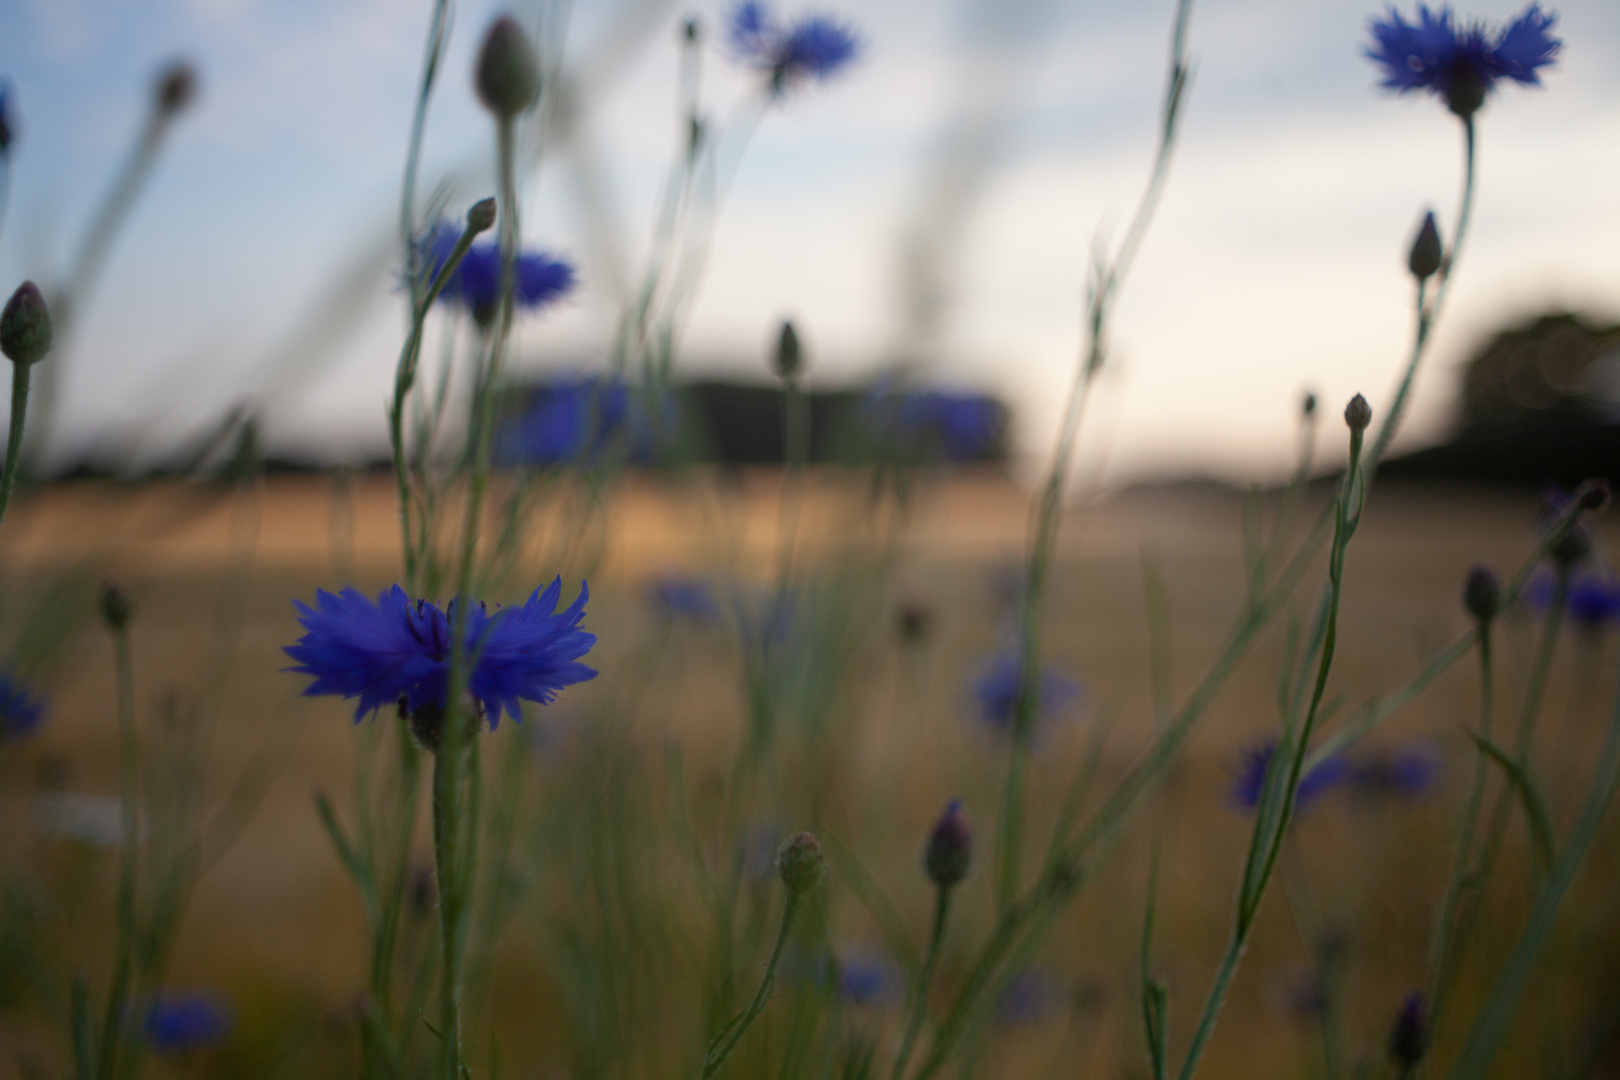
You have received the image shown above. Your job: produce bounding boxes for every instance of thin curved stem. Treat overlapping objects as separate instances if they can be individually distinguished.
[701,892,801,1079]
[892,887,952,1080]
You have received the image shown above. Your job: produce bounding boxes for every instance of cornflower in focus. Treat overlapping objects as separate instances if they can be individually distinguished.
[728,1,860,95]
[143,993,233,1053]
[420,222,575,327]
[0,669,45,742]
[283,579,596,737]
[970,654,1081,738]
[1364,4,1560,118]
[1229,739,1350,812]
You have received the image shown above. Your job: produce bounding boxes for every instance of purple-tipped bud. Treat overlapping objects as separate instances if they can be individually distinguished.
[99,582,133,631]
[1344,394,1372,432]
[774,319,803,381]
[154,60,198,117]
[467,198,497,235]
[776,831,827,895]
[923,800,972,889]
[1463,565,1500,623]
[1,282,51,366]
[1408,211,1442,282]
[1387,991,1429,1069]
[475,16,541,119]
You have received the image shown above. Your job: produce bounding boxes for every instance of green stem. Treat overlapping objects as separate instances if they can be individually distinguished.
[892,887,952,1080]
[701,892,801,1079]
[777,374,808,586]
[1438,571,1568,1035]
[98,624,139,1080]
[0,362,31,526]
[1426,621,1493,1034]
[1175,427,1363,1080]
[431,741,465,1080]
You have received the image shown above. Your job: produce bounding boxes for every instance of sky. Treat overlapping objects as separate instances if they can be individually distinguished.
[1,0,1617,486]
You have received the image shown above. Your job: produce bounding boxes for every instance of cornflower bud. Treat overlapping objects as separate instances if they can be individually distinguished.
[475,16,541,119]
[1301,392,1317,420]
[1344,394,1372,432]
[1463,565,1500,623]
[774,320,802,381]
[923,800,972,889]
[1,282,51,366]
[154,60,198,117]
[776,831,827,895]
[1577,480,1611,514]
[896,599,933,646]
[1387,991,1429,1071]
[1408,211,1442,282]
[1550,524,1591,572]
[467,197,497,236]
[99,583,133,631]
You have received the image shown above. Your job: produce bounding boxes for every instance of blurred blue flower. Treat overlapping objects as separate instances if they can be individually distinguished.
[143,993,233,1053]
[0,669,46,742]
[648,574,721,624]
[494,377,677,468]
[728,2,860,93]
[1230,740,1350,812]
[839,950,902,1008]
[971,654,1081,737]
[284,579,596,726]
[1569,573,1620,630]
[495,378,628,467]
[419,222,575,322]
[995,969,1066,1027]
[1350,744,1442,802]
[867,385,1001,462]
[1365,4,1560,115]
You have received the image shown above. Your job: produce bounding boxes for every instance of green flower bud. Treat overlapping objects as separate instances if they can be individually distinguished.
[773,320,802,381]
[1407,211,1442,282]
[154,60,198,117]
[1343,394,1372,432]
[1,282,52,366]
[475,16,541,119]
[776,831,827,895]
[99,583,133,631]
[923,800,972,889]
[467,197,497,236]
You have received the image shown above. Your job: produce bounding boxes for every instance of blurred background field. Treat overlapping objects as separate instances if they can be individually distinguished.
[3,472,1619,1077]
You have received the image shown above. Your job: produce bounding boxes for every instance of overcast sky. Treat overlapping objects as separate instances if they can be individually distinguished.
[3,0,1617,485]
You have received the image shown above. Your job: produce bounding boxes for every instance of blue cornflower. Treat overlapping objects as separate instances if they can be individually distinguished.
[868,385,1002,462]
[995,969,1066,1027]
[971,654,1081,737]
[1569,573,1620,630]
[143,993,233,1053]
[1350,744,1442,802]
[1230,739,1350,812]
[648,574,721,624]
[838,950,902,1008]
[419,222,575,325]
[728,2,860,94]
[494,377,630,467]
[0,669,46,742]
[283,579,596,729]
[1364,4,1560,117]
